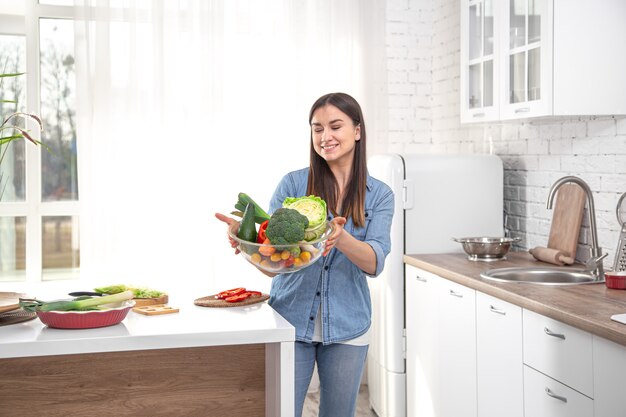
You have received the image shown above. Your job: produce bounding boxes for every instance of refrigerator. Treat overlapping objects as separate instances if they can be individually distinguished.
[366,153,503,417]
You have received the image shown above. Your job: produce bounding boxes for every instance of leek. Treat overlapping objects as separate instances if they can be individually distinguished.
[20,290,134,312]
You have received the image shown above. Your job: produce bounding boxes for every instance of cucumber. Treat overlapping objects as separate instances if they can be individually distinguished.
[237,203,258,243]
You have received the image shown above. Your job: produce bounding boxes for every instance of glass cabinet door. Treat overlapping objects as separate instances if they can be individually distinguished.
[502,0,552,118]
[461,0,499,122]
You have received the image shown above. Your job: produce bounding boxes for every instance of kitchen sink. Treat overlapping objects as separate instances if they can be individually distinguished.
[480,266,605,286]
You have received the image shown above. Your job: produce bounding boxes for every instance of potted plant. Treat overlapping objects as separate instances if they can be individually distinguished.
[0,71,43,199]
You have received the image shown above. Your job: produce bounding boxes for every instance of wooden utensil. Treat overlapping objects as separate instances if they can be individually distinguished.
[132,304,179,316]
[529,246,574,265]
[547,183,586,258]
[0,292,24,314]
[132,294,169,307]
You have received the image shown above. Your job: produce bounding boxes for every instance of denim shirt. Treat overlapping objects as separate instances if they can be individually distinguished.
[268,168,394,344]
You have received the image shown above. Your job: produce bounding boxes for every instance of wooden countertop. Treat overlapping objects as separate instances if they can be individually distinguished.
[404,252,626,347]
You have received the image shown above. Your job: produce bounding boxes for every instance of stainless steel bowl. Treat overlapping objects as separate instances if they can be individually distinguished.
[452,237,521,261]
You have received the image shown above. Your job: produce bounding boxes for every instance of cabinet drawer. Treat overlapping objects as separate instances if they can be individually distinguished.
[523,309,593,397]
[524,365,593,417]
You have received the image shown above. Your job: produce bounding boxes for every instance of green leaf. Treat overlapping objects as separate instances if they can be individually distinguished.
[0,72,25,78]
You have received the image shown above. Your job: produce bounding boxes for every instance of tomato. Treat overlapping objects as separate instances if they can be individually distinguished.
[282,256,295,268]
[216,287,246,300]
[225,292,252,303]
[256,220,269,244]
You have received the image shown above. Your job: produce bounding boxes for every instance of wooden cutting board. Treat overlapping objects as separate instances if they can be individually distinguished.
[0,292,23,314]
[547,183,586,258]
[132,294,168,307]
[194,293,269,308]
[133,304,179,316]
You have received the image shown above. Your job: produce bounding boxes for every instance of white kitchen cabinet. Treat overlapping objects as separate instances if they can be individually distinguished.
[437,278,477,417]
[522,309,593,397]
[476,292,523,417]
[499,0,552,119]
[523,365,594,417]
[593,335,626,417]
[460,0,501,123]
[405,266,477,417]
[461,0,626,122]
[405,264,440,417]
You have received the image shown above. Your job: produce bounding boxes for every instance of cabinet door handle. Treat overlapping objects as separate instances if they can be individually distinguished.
[472,112,485,118]
[449,289,463,298]
[544,327,566,340]
[415,275,428,283]
[545,387,568,403]
[515,107,530,113]
[489,305,506,315]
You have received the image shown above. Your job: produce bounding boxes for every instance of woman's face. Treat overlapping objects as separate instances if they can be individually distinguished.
[310,104,360,166]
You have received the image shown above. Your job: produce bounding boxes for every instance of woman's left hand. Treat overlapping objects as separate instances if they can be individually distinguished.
[323,216,347,256]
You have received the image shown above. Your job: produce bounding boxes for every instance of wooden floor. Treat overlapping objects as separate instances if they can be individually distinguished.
[303,384,378,417]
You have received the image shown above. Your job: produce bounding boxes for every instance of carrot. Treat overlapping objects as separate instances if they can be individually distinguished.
[258,238,276,257]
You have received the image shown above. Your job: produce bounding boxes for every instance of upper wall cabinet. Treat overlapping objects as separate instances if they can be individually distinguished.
[460,0,500,123]
[460,0,626,123]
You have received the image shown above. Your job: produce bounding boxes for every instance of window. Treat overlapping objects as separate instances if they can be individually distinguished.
[0,2,79,282]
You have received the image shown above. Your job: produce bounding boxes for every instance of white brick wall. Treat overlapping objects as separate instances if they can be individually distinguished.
[384,0,626,268]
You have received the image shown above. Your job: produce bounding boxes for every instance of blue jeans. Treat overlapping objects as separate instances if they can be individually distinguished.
[294,341,369,417]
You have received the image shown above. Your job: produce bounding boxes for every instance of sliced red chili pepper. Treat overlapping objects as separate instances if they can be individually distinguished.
[246,290,262,297]
[216,287,246,300]
[225,292,252,303]
[256,220,269,244]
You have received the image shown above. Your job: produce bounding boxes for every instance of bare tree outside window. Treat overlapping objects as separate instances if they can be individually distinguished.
[40,18,78,203]
[39,19,80,275]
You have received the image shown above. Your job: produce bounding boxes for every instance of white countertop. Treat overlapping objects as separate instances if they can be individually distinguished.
[0,288,294,359]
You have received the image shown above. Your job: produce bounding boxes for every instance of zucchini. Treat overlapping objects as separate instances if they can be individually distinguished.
[237,202,258,243]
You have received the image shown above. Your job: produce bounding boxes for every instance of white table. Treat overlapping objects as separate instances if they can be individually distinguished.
[0,289,295,417]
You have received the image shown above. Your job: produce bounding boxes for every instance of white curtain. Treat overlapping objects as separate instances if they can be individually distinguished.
[74,0,387,293]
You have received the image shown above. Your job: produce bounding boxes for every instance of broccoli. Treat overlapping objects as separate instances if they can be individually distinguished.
[266,208,310,246]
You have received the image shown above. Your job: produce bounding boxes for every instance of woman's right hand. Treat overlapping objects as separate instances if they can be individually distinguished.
[215,212,240,254]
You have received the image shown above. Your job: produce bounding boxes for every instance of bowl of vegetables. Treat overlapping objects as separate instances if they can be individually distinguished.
[228,221,333,274]
[36,301,135,329]
[19,291,135,329]
[229,194,333,274]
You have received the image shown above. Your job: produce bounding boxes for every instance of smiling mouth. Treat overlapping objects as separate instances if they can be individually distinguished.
[322,144,337,151]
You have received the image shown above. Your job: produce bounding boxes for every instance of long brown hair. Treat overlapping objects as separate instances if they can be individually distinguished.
[307,92,367,227]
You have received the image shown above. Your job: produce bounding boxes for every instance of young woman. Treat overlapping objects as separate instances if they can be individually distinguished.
[218,92,393,416]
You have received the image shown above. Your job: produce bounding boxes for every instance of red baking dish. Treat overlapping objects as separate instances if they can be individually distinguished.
[36,300,135,329]
[605,271,626,289]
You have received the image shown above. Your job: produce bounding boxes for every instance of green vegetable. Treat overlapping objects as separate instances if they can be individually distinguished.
[19,290,134,312]
[233,192,270,224]
[132,288,164,298]
[282,195,328,241]
[94,284,165,299]
[265,207,309,246]
[237,202,258,243]
[94,284,128,294]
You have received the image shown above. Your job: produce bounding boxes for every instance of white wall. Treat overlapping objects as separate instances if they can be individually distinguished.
[383,0,626,266]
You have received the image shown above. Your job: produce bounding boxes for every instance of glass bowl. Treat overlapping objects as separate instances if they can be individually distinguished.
[228,222,333,274]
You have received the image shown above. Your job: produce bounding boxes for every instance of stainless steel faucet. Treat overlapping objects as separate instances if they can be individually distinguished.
[546,176,605,280]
